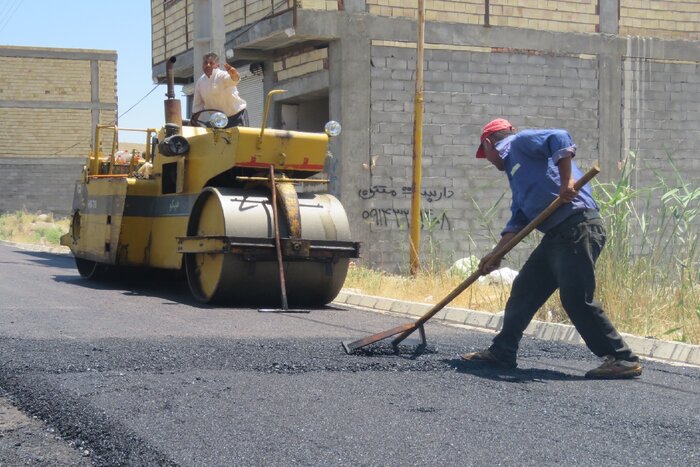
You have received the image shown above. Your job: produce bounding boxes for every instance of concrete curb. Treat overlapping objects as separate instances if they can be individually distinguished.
[333,290,700,367]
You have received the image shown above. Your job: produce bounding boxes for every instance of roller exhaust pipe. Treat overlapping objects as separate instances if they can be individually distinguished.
[164,56,182,127]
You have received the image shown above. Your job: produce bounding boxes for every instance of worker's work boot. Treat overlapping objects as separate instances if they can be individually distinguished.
[585,355,642,379]
[461,348,517,369]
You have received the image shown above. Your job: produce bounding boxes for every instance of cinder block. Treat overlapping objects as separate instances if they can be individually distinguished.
[346,294,363,306]
[626,335,656,356]
[389,300,410,314]
[487,313,504,330]
[650,341,678,361]
[687,347,700,365]
[386,58,408,70]
[374,298,394,311]
[358,296,378,309]
[464,310,494,328]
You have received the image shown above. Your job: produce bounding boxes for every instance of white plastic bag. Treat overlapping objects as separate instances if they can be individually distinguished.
[478,267,519,285]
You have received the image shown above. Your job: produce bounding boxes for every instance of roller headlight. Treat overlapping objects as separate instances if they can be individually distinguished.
[210,112,229,129]
[158,135,190,156]
[324,120,341,137]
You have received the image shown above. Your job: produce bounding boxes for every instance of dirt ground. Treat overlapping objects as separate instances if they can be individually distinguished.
[0,396,90,466]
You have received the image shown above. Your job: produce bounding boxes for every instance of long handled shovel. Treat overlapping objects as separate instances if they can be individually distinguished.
[342,165,600,354]
[258,165,310,314]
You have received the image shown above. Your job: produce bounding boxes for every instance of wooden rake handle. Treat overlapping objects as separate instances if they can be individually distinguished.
[391,164,601,346]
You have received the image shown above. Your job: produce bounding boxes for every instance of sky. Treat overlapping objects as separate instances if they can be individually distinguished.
[0,0,179,142]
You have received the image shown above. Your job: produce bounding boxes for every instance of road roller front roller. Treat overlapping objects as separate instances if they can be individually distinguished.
[181,185,355,306]
[61,56,359,306]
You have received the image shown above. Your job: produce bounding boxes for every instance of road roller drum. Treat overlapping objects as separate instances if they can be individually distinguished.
[183,187,353,306]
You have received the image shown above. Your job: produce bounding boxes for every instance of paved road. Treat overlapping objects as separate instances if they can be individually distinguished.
[0,244,698,465]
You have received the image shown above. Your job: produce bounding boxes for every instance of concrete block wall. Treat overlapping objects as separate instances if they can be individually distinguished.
[223,0,296,36]
[98,61,118,104]
[135,0,303,78]
[0,108,92,157]
[224,0,248,30]
[0,158,85,216]
[151,4,700,275]
[231,0,269,24]
[151,0,167,61]
[620,52,700,255]
[363,0,699,39]
[0,56,92,101]
[620,0,700,40]
[151,0,192,64]
[0,46,116,216]
[0,46,117,158]
[225,0,255,31]
[490,0,598,33]
[151,1,700,74]
[361,40,601,271]
[623,57,700,178]
[367,0,483,23]
[273,47,328,82]
[366,0,598,32]
[298,0,338,10]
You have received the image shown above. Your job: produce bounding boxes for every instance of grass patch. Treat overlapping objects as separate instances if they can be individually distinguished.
[344,264,510,312]
[0,210,70,246]
[592,153,699,344]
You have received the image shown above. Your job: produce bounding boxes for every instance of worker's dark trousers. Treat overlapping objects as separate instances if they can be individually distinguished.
[490,211,638,364]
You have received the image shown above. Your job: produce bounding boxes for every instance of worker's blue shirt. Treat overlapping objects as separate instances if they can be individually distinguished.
[496,129,598,234]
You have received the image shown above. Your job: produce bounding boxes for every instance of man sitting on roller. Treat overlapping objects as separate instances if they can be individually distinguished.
[192,52,248,128]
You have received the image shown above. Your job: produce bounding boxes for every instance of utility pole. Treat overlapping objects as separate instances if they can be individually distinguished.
[409,0,425,276]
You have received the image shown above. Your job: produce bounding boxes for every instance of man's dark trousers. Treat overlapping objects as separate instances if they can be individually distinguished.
[490,210,637,364]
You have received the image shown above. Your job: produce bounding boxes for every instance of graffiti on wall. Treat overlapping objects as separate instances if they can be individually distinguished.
[358,182,454,230]
[361,208,451,230]
[358,185,454,203]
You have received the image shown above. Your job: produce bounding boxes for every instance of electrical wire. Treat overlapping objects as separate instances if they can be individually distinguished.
[118,84,160,119]
[53,84,161,155]
[0,0,24,35]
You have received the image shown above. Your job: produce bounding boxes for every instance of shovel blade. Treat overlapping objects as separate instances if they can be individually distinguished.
[342,322,417,354]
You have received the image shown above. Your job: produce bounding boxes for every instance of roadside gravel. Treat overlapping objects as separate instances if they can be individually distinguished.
[0,395,90,466]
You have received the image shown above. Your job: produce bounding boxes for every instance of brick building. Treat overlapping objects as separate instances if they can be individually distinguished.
[152,0,700,272]
[0,46,117,215]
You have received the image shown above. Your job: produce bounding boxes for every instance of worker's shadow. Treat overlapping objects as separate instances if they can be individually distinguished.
[444,358,586,383]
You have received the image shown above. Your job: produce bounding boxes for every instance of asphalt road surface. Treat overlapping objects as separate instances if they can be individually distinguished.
[0,244,698,466]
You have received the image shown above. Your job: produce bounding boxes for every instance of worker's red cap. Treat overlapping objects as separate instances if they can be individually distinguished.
[476,118,513,158]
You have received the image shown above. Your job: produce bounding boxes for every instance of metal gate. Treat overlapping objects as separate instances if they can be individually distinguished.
[237,66,264,127]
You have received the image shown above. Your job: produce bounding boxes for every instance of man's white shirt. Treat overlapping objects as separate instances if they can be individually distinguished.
[193,68,247,116]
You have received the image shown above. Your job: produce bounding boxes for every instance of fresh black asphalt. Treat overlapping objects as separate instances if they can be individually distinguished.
[0,244,698,465]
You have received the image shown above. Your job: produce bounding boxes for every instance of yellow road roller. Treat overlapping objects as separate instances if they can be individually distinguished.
[61,57,359,307]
